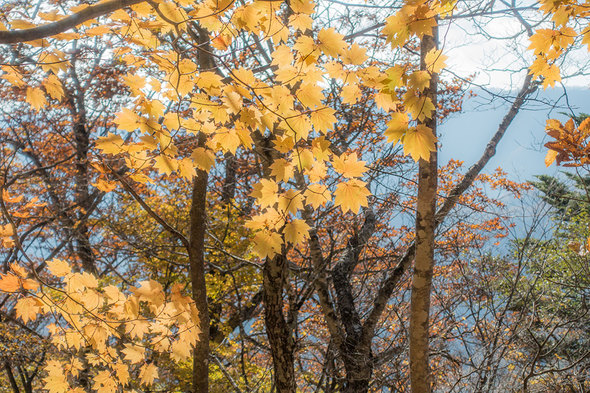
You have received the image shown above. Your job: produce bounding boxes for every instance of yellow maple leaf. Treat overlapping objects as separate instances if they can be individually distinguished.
[113,363,130,385]
[93,370,118,393]
[191,147,216,171]
[542,63,561,89]
[270,158,295,182]
[343,43,368,65]
[278,190,305,215]
[177,157,196,179]
[385,112,409,144]
[44,360,70,393]
[122,343,145,364]
[171,339,191,361]
[545,149,558,167]
[123,74,146,96]
[46,258,71,277]
[114,108,141,132]
[16,297,42,323]
[251,179,279,208]
[139,363,159,386]
[408,70,431,91]
[68,272,98,292]
[43,74,64,100]
[403,125,436,161]
[96,133,125,155]
[304,184,331,209]
[334,179,371,214]
[153,154,178,176]
[26,87,47,111]
[424,49,447,74]
[92,179,118,192]
[252,230,283,259]
[284,219,311,245]
[404,93,435,121]
[318,28,346,57]
[297,83,325,108]
[341,84,360,104]
[0,273,21,292]
[332,152,368,178]
[310,107,337,133]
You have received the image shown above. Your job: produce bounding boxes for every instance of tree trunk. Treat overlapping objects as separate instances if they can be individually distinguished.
[189,25,216,393]
[263,253,296,393]
[409,24,439,393]
[189,148,210,393]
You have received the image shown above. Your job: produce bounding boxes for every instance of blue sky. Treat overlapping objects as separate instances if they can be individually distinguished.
[439,87,590,183]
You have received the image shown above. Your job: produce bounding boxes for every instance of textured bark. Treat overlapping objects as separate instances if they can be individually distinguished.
[263,254,296,393]
[72,119,95,274]
[188,25,216,393]
[189,155,210,393]
[252,115,295,391]
[409,27,439,393]
[331,213,376,393]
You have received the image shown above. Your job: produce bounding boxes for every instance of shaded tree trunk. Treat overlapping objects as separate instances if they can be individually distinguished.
[263,253,296,393]
[189,155,210,393]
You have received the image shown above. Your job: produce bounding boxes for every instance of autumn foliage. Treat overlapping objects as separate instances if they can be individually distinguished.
[0,0,588,392]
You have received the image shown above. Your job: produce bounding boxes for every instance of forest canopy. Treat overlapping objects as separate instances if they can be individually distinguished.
[0,0,588,392]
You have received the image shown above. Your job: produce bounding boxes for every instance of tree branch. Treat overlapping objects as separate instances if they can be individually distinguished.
[0,0,145,44]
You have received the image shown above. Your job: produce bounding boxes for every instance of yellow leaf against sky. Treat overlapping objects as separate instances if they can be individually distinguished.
[96,133,125,155]
[545,149,558,167]
[334,179,371,214]
[123,74,146,96]
[251,179,279,208]
[47,258,71,277]
[424,48,447,74]
[44,360,70,393]
[291,0,315,14]
[310,107,337,133]
[278,189,305,215]
[171,339,192,361]
[93,179,118,193]
[43,74,64,100]
[312,136,332,161]
[68,272,98,292]
[409,70,431,91]
[93,370,118,393]
[318,28,346,58]
[304,184,331,209]
[270,158,295,182]
[26,87,47,111]
[192,147,216,171]
[305,160,327,182]
[341,84,360,104]
[297,83,325,108]
[16,297,42,323]
[332,152,368,178]
[343,43,368,65]
[385,112,409,144]
[154,154,178,176]
[289,13,313,32]
[0,273,20,292]
[404,92,435,121]
[403,125,436,161]
[246,208,285,232]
